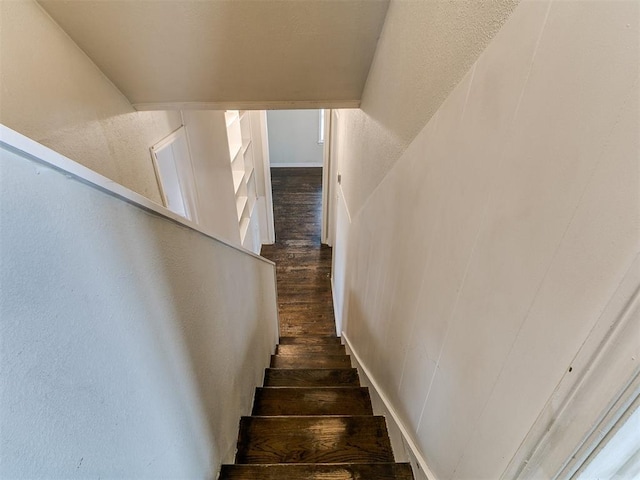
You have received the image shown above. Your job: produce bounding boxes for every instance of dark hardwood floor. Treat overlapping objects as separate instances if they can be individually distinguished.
[260,168,335,336]
[219,167,413,480]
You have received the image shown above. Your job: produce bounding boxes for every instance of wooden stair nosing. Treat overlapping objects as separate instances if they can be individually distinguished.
[276,344,346,355]
[270,354,351,369]
[218,462,415,479]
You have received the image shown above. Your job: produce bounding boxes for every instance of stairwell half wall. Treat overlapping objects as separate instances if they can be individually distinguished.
[0,126,279,479]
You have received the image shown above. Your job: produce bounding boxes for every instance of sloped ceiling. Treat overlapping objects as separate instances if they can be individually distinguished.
[38,0,390,110]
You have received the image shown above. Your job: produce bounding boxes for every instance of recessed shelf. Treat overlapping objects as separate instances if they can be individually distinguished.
[224,110,263,254]
[241,139,252,156]
[232,170,244,194]
[229,142,242,164]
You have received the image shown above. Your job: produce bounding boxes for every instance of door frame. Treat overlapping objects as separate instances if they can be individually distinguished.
[321,109,335,246]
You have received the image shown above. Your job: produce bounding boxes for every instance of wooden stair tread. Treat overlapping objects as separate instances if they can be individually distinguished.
[264,368,360,387]
[219,463,415,479]
[252,387,373,416]
[280,324,338,336]
[271,354,351,369]
[279,336,342,345]
[236,416,394,464]
[277,344,346,355]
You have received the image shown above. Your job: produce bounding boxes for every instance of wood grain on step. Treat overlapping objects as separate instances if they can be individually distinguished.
[271,355,352,369]
[236,416,394,464]
[264,368,360,387]
[276,344,346,355]
[252,387,373,416]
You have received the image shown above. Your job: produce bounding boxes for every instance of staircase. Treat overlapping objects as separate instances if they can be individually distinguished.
[219,335,414,479]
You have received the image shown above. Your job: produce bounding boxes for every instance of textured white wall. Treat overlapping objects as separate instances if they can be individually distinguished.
[0,0,180,203]
[338,0,519,217]
[0,134,278,478]
[335,0,639,478]
[267,110,324,167]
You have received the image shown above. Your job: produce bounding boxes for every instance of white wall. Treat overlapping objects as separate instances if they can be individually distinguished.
[0,0,180,204]
[181,110,241,245]
[333,0,639,478]
[267,110,324,167]
[0,128,279,479]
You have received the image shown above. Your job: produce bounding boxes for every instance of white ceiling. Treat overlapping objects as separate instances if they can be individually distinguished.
[38,0,390,110]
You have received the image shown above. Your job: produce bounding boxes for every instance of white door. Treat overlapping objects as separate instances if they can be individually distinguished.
[151,126,199,222]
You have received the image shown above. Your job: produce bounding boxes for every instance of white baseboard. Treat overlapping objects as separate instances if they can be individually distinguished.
[269,163,323,168]
[342,332,438,480]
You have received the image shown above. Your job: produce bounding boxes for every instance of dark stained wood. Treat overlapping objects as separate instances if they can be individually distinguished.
[264,368,360,387]
[279,336,341,345]
[252,387,373,416]
[260,168,336,339]
[271,354,352,369]
[221,168,413,479]
[276,344,346,355]
[280,321,336,337]
[235,416,394,464]
[219,463,415,479]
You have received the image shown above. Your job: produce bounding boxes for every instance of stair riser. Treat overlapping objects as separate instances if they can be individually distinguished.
[264,368,360,387]
[252,387,373,416]
[219,463,415,480]
[279,336,342,345]
[270,355,352,369]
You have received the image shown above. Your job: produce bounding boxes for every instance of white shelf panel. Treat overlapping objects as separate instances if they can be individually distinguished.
[229,142,242,164]
[225,110,239,127]
[235,195,248,221]
[241,139,252,156]
[239,216,250,242]
[232,170,244,194]
[245,166,255,184]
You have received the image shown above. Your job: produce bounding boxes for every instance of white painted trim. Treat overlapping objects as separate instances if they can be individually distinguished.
[270,162,324,168]
[133,100,361,112]
[318,109,325,145]
[0,124,274,267]
[342,332,439,480]
[321,109,333,246]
